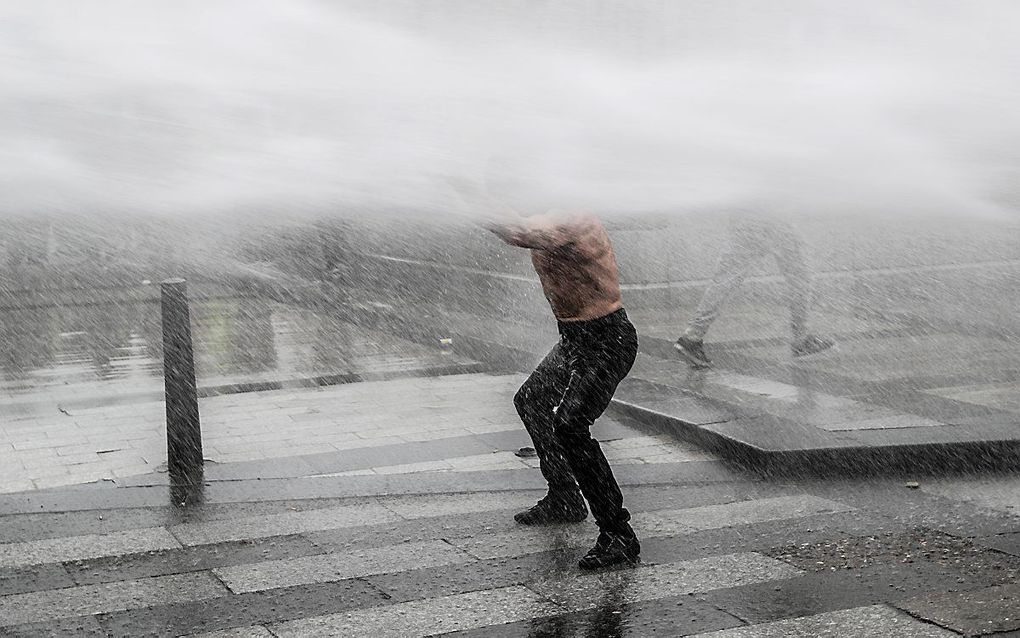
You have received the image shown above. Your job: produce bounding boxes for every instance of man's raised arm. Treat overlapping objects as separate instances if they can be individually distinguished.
[487,213,574,250]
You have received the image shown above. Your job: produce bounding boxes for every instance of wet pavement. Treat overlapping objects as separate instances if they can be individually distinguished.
[1,402,1018,635]
[0,364,1018,634]
[361,290,1020,473]
[3,278,1020,633]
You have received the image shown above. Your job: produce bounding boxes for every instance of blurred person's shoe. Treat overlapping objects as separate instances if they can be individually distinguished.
[675,335,711,368]
[792,334,836,359]
[515,492,587,525]
[578,529,641,569]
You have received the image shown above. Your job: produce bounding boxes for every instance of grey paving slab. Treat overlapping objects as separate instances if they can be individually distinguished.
[185,627,275,638]
[0,615,108,637]
[977,531,1020,557]
[820,414,944,432]
[0,527,181,569]
[441,594,743,637]
[696,604,958,637]
[0,485,168,516]
[170,501,400,546]
[642,494,853,535]
[95,578,389,638]
[0,572,227,627]
[700,560,970,627]
[269,585,562,638]
[0,563,74,597]
[445,495,850,561]
[65,534,322,586]
[379,491,537,520]
[701,417,859,452]
[895,583,1020,636]
[215,539,473,594]
[530,553,801,611]
[920,476,1020,517]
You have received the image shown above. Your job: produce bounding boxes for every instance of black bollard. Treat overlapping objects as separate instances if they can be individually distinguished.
[161,278,204,487]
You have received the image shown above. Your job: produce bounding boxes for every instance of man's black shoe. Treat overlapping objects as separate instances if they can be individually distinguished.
[578,531,641,569]
[674,336,711,368]
[514,494,587,526]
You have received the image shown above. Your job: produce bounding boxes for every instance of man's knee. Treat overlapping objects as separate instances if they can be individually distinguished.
[513,385,529,417]
[554,421,596,451]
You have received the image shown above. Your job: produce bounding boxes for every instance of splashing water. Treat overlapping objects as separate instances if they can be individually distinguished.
[2,0,1018,219]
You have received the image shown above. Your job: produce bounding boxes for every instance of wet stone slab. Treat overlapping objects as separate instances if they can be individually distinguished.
[0,572,227,627]
[0,562,74,596]
[528,553,801,611]
[63,534,322,586]
[0,527,181,569]
[185,627,275,638]
[696,604,958,637]
[441,593,744,637]
[699,560,969,627]
[214,539,474,593]
[765,528,1020,590]
[0,615,108,637]
[268,585,563,638]
[169,501,400,546]
[96,578,389,637]
[895,583,1020,636]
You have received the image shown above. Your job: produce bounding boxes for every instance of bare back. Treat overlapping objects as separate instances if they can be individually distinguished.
[529,215,622,322]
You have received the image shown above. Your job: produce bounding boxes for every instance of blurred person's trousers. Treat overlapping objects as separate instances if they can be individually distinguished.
[686,215,811,341]
[514,309,638,533]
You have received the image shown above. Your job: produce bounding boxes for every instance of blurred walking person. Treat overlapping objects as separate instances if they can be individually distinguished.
[674,211,834,368]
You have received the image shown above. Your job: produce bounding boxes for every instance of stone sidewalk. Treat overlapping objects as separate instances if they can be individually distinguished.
[0,373,712,493]
[1,438,1019,635]
[363,294,1020,474]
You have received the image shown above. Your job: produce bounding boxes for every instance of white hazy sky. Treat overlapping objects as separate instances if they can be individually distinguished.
[1,0,1018,219]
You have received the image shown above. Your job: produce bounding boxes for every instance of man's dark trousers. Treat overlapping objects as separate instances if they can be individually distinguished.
[513,308,638,533]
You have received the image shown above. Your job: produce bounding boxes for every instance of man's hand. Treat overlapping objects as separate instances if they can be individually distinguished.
[445,177,522,228]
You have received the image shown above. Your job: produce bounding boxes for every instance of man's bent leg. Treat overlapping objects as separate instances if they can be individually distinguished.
[513,343,586,524]
[553,325,640,567]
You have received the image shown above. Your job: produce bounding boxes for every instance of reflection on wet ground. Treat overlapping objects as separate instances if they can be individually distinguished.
[0,295,466,410]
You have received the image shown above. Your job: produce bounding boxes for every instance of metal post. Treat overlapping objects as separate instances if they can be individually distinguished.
[161,278,203,487]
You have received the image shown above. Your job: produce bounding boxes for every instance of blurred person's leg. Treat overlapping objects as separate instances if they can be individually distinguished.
[767,220,835,358]
[676,216,764,367]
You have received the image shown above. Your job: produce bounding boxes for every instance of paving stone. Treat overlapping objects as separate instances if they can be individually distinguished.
[378,492,537,520]
[0,572,226,627]
[65,534,322,586]
[0,615,108,637]
[0,562,74,596]
[96,579,388,638]
[184,626,275,638]
[441,594,744,637]
[529,553,801,610]
[170,502,400,546]
[696,604,958,637]
[976,531,1020,557]
[269,585,563,638]
[643,495,853,534]
[215,539,474,593]
[765,527,1020,588]
[895,583,1020,636]
[443,495,849,561]
[701,561,970,626]
[0,527,181,569]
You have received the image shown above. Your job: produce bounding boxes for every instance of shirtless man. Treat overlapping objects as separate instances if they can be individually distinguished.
[484,207,641,570]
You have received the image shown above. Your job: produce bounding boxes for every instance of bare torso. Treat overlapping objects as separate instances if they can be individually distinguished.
[528,214,623,322]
